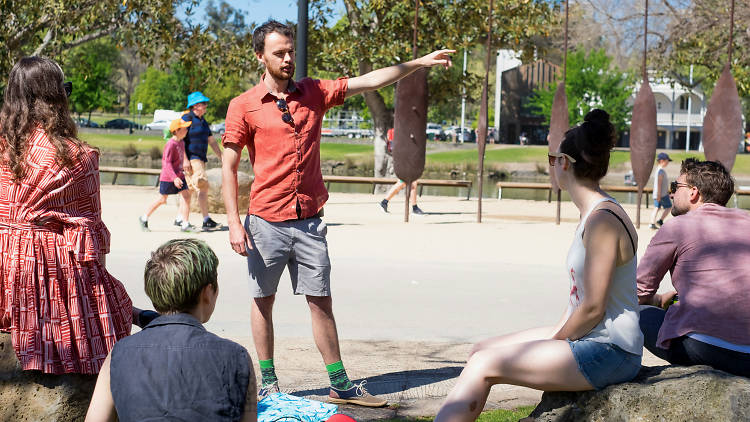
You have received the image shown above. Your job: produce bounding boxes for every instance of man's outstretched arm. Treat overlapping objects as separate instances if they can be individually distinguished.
[345,49,454,98]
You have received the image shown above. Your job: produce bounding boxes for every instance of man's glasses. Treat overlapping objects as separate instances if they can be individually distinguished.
[548,151,577,167]
[276,99,294,125]
[670,181,691,194]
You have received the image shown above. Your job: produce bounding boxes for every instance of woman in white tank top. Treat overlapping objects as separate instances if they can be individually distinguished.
[436,110,643,422]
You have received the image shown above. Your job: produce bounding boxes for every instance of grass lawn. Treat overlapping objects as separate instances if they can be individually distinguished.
[381,406,535,422]
[320,143,373,161]
[80,132,166,153]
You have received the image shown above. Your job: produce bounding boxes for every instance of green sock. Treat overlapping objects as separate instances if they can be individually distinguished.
[259,359,278,387]
[326,360,354,390]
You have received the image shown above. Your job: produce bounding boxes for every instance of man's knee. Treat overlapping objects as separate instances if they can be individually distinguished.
[253,295,276,314]
[196,178,209,190]
[306,295,333,313]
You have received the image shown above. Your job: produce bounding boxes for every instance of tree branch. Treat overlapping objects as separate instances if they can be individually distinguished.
[32,28,55,56]
[59,24,119,51]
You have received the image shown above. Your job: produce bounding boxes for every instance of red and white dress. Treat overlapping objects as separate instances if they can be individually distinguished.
[0,128,132,374]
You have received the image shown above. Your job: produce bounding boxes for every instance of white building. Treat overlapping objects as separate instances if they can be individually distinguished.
[630,77,706,151]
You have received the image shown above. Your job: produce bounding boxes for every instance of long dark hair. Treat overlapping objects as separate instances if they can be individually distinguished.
[0,56,86,180]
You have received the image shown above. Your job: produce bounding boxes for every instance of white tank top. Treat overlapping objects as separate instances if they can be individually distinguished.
[565,197,644,355]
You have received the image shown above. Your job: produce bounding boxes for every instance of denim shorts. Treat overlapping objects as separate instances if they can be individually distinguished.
[244,214,331,298]
[568,339,642,390]
[654,195,672,209]
[158,178,188,195]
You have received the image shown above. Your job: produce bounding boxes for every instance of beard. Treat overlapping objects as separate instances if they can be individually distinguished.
[267,63,295,81]
[671,203,688,217]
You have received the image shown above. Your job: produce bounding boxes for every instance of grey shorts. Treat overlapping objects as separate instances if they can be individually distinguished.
[244,214,331,298]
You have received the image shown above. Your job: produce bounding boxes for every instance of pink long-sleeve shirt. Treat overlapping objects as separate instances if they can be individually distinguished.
[159,137,185,183]
[637,203,750,348]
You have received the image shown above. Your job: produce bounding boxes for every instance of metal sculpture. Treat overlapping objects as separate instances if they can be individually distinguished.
[629,0,658,228]
[702,0,742,172]
[476,0,494,223]
[548,0,569,225]
[393,0,427,222]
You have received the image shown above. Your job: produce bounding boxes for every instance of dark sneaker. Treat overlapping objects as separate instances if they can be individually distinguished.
[379,199,388,213]
[649,224,658,230]
[181,223,200,233]
[258,381,280,401]
[202,217,222,231]
[329,381,387,407]
[412,205,425,215]
[138,216,150,232]
[657,219,664,226]
[173,219,182,227]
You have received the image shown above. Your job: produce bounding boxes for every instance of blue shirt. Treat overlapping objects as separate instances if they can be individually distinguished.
[110,313,250,422]
[182,111,213,161]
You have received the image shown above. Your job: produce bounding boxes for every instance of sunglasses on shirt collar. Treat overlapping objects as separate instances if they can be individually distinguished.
[276,99,294,125]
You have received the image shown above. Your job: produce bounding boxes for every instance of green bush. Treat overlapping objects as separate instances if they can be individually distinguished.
[149,146,162,160]
[122,143,138,158]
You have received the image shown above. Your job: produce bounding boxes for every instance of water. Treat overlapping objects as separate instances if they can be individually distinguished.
[98,158,750,210]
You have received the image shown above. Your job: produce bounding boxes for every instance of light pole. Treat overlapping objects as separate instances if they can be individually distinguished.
[494,50,502,142]
[459,49,467,143]
[296,0,308,80]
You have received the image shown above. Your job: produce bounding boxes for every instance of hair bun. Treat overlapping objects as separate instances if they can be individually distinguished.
[584,109,610,124]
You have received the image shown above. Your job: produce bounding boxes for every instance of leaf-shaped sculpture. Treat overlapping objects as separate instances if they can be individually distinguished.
[393,68,428,184]
[548,82,569,191]
[629,80,657,228]
[703,63,742,172]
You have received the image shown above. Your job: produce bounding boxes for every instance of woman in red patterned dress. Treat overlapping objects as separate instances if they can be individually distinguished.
[0,57,137,374]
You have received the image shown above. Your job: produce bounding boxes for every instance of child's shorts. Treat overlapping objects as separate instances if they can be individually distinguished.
[568,339,641,390]
[159,178,188,195]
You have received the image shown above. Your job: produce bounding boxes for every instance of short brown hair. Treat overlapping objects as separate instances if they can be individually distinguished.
[680,158,735,206]
[144,239,218,314]
[253,20,294,53]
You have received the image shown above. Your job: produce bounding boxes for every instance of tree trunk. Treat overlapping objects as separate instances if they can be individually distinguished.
[358,60,394,191]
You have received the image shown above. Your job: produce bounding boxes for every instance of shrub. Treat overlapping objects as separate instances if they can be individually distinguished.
[149,146,162,160]
[122,143,138,158]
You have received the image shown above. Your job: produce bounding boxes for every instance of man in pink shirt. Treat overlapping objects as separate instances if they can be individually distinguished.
[637,158,750,377]
[221,20,454,405]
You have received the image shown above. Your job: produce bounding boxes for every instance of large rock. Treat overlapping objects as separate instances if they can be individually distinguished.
[529,365,750,421]
[190,168,253,215]
[0,333,97,421]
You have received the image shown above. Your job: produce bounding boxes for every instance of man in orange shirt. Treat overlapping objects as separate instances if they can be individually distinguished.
[222,20,452,406]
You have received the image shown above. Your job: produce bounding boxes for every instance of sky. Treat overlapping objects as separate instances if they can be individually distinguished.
[180,0,346,25]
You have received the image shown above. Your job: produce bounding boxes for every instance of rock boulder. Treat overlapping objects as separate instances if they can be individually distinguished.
[0,333,97,421]
[190,168,253,215]
[529,365,750,421]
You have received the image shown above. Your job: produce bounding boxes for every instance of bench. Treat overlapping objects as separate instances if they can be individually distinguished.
[496,181,654,208]
[98,167,473,199]
[99,166,161,186]
[323,175,473,200]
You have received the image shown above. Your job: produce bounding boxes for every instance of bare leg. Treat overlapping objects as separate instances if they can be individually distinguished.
[143,195,168,218]
[384,181,406,201]
[179,190,191,223]
[435,340,592,422]
[659,207,671,222]
[251,295,276,361]
[469,326,555,357]
[409,181,418,206]
[198,188,209,219]
[306,295,342,365]
[650,206,661,225]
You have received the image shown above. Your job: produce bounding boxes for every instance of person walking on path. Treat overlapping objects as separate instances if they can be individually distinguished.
[0,57,142,374]
[637,158,750,377]
[436,110,643,422]
[379,180,424,215]
[649,152,672,229]
[221,20,453,407]
[181,92,223,231]
[139,119,199,233]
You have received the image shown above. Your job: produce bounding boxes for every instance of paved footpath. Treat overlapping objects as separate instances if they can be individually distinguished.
[104,185,673,419]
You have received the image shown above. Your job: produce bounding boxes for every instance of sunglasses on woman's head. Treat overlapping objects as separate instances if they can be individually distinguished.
[548,152,577,167]
[63,81,72,97]
[670,181,691,194]
[276,99,294,124]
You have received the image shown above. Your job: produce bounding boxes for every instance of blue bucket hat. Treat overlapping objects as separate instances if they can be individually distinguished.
[186,91,210,108]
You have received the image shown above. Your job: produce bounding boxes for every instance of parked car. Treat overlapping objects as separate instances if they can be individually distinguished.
[426,123,445,141]
[445,126,473,142]
[74,117,99,128]
[210,122,225,134]
[145,120,171,131]
[104,119,141,129]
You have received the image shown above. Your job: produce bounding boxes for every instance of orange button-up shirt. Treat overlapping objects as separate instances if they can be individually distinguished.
[222,77,348,222]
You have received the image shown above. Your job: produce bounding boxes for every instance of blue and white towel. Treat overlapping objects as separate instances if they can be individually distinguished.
[258,393,338,422]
